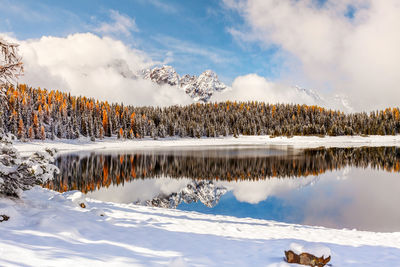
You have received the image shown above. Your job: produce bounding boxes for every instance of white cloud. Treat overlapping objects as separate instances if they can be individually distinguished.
[223,0,400,111]
[217,176,318,204]
[95,10,139,37]
[4,32,192,106]
[212,74,321,105]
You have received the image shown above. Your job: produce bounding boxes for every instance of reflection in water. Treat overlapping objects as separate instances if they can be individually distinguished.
[43,146,400,232]
[145,180,227,209]
[44,146,400,193]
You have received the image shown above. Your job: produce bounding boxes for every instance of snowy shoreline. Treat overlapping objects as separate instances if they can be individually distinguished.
[13,134,400,157]
[1,186,400,266]
[1,135,400,266]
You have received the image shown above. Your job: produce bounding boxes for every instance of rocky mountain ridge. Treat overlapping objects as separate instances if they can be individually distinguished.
[142,65,227,102]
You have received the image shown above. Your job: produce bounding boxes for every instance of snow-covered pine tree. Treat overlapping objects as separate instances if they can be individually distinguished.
[158,123,166,138]
[107,115,113,137]
[50,122,55,140]
[0,129,58,197]
[56,123,63,139]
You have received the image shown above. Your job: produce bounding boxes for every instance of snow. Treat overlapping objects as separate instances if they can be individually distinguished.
[289,242,331,258]
[2,135,400,266]
[143,65,180,86]
[13,135,400,157]
[66,191,88,208]
[1,186,400,266]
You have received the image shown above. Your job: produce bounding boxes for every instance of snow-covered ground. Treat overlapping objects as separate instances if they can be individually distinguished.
[1,187,400,267]
[1,135,400,266]
[13,135,400,157]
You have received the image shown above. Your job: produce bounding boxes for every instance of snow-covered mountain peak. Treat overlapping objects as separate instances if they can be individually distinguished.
[295,85,324,103]
[182,70,227,102]
[197,70,227,92]
[334,94,354,113]
[142,65,180,86]
[294,85,354,112]
[141,65,227,102]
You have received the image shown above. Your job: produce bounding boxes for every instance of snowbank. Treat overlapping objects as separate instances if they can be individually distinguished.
[1,187,400,266]
[13,135,400,157]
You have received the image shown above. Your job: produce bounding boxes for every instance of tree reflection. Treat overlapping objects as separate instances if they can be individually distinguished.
[43,147,400,193]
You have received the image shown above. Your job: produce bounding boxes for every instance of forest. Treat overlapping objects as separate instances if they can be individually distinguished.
[45,147,400,193]
[1,84,400,141]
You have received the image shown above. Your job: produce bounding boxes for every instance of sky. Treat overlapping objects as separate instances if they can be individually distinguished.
[0,0,276,83]
[1,0,400,111]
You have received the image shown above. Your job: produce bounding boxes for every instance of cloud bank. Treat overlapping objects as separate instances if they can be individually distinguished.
[212,74,318,105]
[3,32,192,107]
[10,32,321,109]
[223,0,400,111]
[211,74,354,112]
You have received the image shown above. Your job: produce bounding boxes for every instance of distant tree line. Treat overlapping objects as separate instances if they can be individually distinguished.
[1,84,400,141]
[44,147,400,193]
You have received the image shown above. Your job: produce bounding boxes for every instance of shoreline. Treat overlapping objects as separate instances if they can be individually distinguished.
[13,135,400,157]
[1,135,400,265]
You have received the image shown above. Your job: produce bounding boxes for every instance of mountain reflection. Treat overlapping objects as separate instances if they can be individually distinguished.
[44,146,400,193]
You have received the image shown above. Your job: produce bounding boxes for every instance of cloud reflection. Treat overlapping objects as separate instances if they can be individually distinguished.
[87,177,191,204]
[217,177,317,204]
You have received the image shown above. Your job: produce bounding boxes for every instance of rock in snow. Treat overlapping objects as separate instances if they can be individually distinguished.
[289,242,331,258]
[142,65,228,102]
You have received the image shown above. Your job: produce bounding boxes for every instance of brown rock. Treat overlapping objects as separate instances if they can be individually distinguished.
[0,214,10,222]
[79,203,86,208]
[285,250,331,267]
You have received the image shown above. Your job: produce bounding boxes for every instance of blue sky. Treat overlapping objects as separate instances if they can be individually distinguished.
[0,0,280,84]
[1,1,399,111]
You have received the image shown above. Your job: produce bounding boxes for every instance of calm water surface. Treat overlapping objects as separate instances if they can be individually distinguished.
[44,145,400,232]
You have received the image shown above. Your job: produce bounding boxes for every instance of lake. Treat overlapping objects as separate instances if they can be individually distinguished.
[44,145,400,232]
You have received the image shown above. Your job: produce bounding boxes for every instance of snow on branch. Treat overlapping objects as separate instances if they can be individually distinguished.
[0,38,23,86]
[0,129,59,197]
